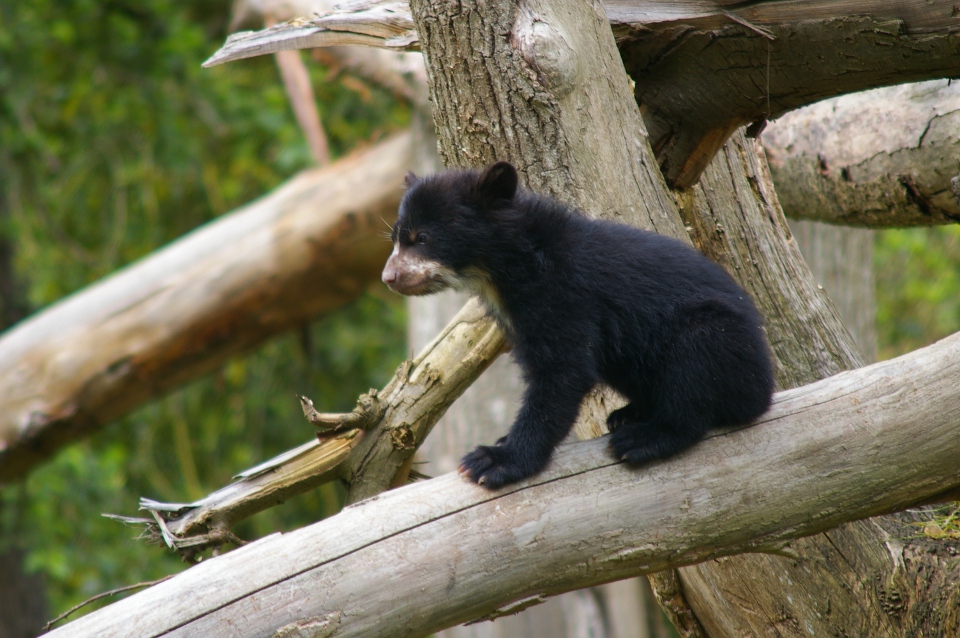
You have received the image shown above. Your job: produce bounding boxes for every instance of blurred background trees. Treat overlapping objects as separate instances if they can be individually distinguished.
[0,0,957,632]
[0,0,408,623]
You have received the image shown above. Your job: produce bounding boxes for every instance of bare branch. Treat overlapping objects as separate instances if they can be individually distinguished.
[202,3,419,68]
[764,80,960,227]
[0,133,412,484]
[44,330,960,638]
[205,1,960,190]
[126,299,505,551]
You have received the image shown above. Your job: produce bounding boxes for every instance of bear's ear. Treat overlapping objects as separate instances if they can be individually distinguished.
[404,171,419,189]
[477,161,518,202]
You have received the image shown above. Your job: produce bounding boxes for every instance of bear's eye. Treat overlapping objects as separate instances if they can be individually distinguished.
[416,232,429,245]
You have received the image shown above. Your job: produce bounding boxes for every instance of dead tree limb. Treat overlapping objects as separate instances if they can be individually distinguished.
[43,331,960,637]
[204,0,960,189]
[764,79,960,227]
[130,299,505,554]
[0,133,412,485]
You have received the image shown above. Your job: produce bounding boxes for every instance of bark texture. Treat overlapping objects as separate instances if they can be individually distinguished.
[40,331,960,638]
[616,1,960,187]
[412,0,683,234]
[677,131,864,388]
[763,79,960,227]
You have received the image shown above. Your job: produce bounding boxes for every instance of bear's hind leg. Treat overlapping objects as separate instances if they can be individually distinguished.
[608,411,708,465]
[606,400,647,433]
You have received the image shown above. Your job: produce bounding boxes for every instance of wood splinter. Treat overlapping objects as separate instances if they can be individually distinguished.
[298,391,385,440]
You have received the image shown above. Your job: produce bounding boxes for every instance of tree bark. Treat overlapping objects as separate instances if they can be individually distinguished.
[405,0,959,635]
[41,331,960,637]
[206,1,960,190]
[0,134,411,485]
[763,79,960,227]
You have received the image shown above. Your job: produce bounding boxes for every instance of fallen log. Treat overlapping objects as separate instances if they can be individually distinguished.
[0,132,412,484]
[764,79,960,227]
[45,330,960,637]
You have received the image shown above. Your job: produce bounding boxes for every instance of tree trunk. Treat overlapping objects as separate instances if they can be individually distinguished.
[0,547,47,638]
[407,0,959,635]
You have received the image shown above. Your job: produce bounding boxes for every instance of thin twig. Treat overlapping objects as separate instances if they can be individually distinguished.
[42,576,174,631]
[722,10,776,40]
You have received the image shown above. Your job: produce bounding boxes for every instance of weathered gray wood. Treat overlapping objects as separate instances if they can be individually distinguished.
[203,1,419,67]
[764,80,960,227]
[205,1,960,189]
[131,296,505,549]
[43,331,960,638]
[339,299,507,503]
[616,1,960,187]
[132,433,361,550]
[0,133,412,485]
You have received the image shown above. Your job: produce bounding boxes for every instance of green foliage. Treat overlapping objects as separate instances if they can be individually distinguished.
[0,0,408,621]
[0,0,408,301]
[875,225,960,360]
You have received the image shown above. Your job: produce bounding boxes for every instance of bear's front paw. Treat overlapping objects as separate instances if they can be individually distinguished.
[458,444,534,490]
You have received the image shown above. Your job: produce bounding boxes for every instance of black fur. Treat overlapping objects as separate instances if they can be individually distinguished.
[384,162,775,489]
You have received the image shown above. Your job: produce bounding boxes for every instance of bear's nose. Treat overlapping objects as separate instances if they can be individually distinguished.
[382,264,398,285]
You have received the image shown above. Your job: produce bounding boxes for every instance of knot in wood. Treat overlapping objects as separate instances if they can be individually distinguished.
[511,5,579,97]
[389,424,417,451]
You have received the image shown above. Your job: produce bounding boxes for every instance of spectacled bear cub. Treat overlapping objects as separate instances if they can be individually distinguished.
[382,161,774,489]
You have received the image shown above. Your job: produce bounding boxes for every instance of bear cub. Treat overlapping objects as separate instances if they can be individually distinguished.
[382,161,774,489]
